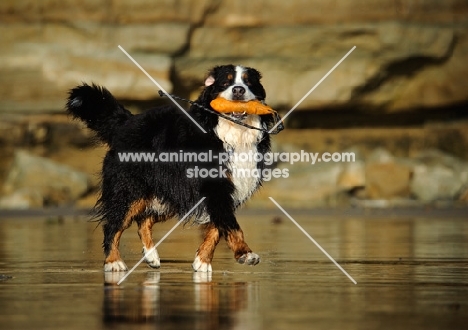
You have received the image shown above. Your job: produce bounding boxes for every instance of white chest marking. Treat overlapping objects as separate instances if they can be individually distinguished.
[215,116,263,205]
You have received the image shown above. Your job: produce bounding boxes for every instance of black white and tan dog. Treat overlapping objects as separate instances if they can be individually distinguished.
[66,65,279,272]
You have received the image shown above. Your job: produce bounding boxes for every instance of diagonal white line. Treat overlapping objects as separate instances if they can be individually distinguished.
[118,45,207,133]
[269,46,356,133]
[117,197,206,285]
[269,197,357,285]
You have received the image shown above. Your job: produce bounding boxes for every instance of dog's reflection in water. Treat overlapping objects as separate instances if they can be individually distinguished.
[103,272,253,328]
[103,272,161,323]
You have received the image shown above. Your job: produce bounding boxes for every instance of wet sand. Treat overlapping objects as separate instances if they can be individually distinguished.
[0,210,467,329]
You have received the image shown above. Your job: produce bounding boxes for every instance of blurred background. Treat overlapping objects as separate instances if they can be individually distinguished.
[1,0,467,210]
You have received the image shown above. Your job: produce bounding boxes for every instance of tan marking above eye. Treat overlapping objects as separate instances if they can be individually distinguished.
[242,72,251,85]
[227,73,233,80]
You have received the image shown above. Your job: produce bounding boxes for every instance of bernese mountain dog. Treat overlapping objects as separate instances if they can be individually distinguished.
[66,64,278,272]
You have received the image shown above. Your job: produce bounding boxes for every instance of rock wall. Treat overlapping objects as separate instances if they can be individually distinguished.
[1,0,468,113]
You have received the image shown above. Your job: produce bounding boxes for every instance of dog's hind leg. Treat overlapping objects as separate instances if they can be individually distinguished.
[137,216,161,269]
[103,199,147,272]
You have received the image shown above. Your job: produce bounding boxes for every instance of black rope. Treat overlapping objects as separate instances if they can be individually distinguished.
[158,90,284,135]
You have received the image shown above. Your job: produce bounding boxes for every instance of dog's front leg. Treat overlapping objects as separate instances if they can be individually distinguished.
[192,218,260,272]
[192,224,220,272]
[225,228,260,266]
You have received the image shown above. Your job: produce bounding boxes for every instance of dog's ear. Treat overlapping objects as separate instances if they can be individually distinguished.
[204,76,215,87]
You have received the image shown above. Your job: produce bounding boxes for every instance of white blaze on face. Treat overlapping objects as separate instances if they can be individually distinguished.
[234,65,244,85]
[219,65,257,101]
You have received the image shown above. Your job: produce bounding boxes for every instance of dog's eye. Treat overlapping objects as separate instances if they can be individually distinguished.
[222,81,230,87]
[244,79,252,86]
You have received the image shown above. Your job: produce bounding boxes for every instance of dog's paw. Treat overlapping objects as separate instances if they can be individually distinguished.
[237,252,260,266]
[143,247,160,269]
[104,260,128,272]
[192,256,213,272]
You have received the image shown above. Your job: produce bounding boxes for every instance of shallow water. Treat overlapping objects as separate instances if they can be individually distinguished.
[0,211,467,330]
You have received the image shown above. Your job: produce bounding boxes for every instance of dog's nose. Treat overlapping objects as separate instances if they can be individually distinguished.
[232,86,245,98]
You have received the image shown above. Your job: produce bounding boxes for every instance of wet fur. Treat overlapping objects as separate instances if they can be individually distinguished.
[66,65,274,272]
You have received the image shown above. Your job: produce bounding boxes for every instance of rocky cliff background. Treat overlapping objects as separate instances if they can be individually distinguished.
[1,0,468,209]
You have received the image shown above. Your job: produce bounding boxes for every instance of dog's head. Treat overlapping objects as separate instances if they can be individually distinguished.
[192,64,281,133]
[201,65,266,105]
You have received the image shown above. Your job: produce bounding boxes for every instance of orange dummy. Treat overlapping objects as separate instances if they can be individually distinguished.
[210,97,276,115]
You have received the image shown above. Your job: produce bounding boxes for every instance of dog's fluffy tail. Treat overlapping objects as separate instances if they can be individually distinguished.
[66,83,133,145]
